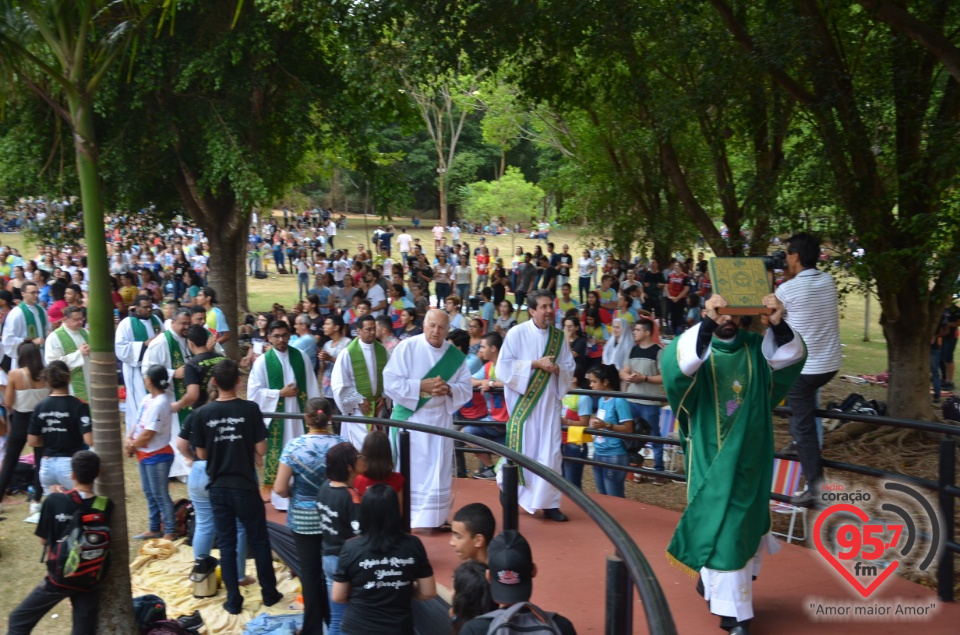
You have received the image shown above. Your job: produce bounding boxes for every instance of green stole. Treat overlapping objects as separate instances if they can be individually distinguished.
[661,329,804,576]
[503,325,563,485]
[346,338,388,428]
[129,315,162,341]
[263,348,308,485]
[165,331,189,424]
[20,304,49,341]
[53,326,89,401]
[389,342,465,456]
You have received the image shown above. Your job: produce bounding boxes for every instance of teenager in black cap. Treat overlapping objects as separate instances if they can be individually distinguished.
[458,529,577,634]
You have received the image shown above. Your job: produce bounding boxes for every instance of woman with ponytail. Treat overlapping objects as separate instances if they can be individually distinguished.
[274,397,346,635]
[126,364,177,539]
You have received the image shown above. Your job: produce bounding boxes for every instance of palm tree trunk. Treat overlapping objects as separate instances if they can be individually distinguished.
[68,94,136,633]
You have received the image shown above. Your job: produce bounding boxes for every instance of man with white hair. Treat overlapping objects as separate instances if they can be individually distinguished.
[384,309,473,530]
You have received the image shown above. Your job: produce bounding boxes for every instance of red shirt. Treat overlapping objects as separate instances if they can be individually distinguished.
[354,471,404,496]
[476,254,490,276]
[47,299,68,324]
[667,272,688,297]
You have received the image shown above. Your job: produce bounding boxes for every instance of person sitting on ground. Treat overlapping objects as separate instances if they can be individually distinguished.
[450,561,496,635]
[353,430,404,503]
[449,502,496,564]
[333,484,436,635]
[7,450,114,634]
[457,530,577,635]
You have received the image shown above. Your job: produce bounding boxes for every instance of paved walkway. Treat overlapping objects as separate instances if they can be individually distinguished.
[267,478,959,633]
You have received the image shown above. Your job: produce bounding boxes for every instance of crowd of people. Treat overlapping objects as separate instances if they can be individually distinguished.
[0,205,848,634]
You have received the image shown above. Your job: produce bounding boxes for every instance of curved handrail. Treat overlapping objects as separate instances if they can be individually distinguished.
[265,411,678,634]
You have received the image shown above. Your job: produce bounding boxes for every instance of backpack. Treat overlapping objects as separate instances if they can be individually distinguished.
[134,594,167,632]
[47,491,111,590]
[173,499,194,542]
[143,620,196,635]
[942,395,960,422]
[481,602,564,635]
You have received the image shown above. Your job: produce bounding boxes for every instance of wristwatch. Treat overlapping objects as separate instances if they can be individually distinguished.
[488,379,495,388]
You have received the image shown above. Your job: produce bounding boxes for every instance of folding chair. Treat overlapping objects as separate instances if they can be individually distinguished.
[770,458,807,544]
[659,406,683,473]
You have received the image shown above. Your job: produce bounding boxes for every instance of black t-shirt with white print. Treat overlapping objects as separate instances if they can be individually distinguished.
[28,395,91,457]
[183,351,226,410]
[190,398,267,492]
[334,533,434,635]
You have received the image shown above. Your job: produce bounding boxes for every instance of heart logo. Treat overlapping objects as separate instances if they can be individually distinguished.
[813,503,900,598]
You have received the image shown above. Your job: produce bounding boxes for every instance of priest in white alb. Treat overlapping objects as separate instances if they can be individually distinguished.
[115,295,164,434]
[331,314,389,450]
[44,306,90,400]
[143,307,193,479]
[384,309,472,530]
[496,289,575,522]
[248,319,319,511]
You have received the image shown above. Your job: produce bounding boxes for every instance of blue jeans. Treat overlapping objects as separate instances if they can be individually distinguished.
[456,283,470,305]
[138,458,175,534]
[298,272,309,300]
[39,456,74,495]
[248,254,260,275]
[274,248,285,269]
[209,487,278,613]
[592,453,629,497]
[188,461,247,573]
[630,402,664,471]
[561,443,588,489]
[435,282,451,306]
[323,554,347,635]
[579,277,591,303]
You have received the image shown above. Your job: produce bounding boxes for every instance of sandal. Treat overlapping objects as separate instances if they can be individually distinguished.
[134,531,163,540]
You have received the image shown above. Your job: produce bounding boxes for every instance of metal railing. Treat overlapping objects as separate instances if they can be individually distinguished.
[264,410,676,634]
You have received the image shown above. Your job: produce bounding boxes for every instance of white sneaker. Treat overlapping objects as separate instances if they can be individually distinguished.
[24,512,40,524]
[30,502,42,514]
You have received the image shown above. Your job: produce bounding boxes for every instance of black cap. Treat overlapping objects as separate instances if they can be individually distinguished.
[487,530,533,604]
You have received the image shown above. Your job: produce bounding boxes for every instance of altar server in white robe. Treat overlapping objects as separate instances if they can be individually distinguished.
[44,306,90,400]
[331,314,389,450]
[383,310,472,530]
[115,295,164,434]
[248,319,320,511]
[143,307,193,479]
[496,289,575,522]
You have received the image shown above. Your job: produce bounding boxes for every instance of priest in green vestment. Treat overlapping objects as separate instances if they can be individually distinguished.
[662,293,805,635]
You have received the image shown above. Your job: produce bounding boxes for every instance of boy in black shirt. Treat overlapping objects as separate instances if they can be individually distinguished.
[8,451,113,634]
[191,359,283,614]
[459,530,577,635]
[175,324,226,412]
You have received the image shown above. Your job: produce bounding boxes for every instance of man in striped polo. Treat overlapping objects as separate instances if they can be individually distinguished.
[775,232,842,507]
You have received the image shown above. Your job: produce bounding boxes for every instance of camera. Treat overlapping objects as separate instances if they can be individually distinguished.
[762,250,787,271]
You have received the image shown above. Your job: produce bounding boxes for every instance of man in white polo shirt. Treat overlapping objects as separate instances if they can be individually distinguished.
[775,232,842,506]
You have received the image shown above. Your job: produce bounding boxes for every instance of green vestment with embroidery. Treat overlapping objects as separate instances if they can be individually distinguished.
[661,329,804,574]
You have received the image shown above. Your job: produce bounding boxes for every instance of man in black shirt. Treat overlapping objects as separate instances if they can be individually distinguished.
[557,244,574,289]
[539,256,558,292]
[642,259,666,321]
[192,359,283,614]
[459,530,577,635]
[8,451,114,634]
[174,324,226,412]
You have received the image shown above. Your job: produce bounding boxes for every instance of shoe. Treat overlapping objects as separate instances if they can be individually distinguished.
[943,381,955,390]
[933,396,942,405]
[24,512,40,524]
[30,502,42,515]
[780,441,799,456]
[472,466,497,480]
[262,590,284,607]
[652,476,671,486]
[176,610,203,633]
[542,508,569,522]
[791,489,818,508]
[696,575,705,598]
[730,625,751,635]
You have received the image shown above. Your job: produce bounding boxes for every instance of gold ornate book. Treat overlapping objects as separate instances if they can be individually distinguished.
[707,257,773,315]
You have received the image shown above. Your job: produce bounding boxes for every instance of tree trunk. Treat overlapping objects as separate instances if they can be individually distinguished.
[439,171,448,227]
[235,233,249,315]
[207,222,245,360]
[68,95,136,633]
[881,302,934,421]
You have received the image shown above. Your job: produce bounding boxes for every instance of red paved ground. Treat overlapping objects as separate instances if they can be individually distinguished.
[268,478,960,634]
